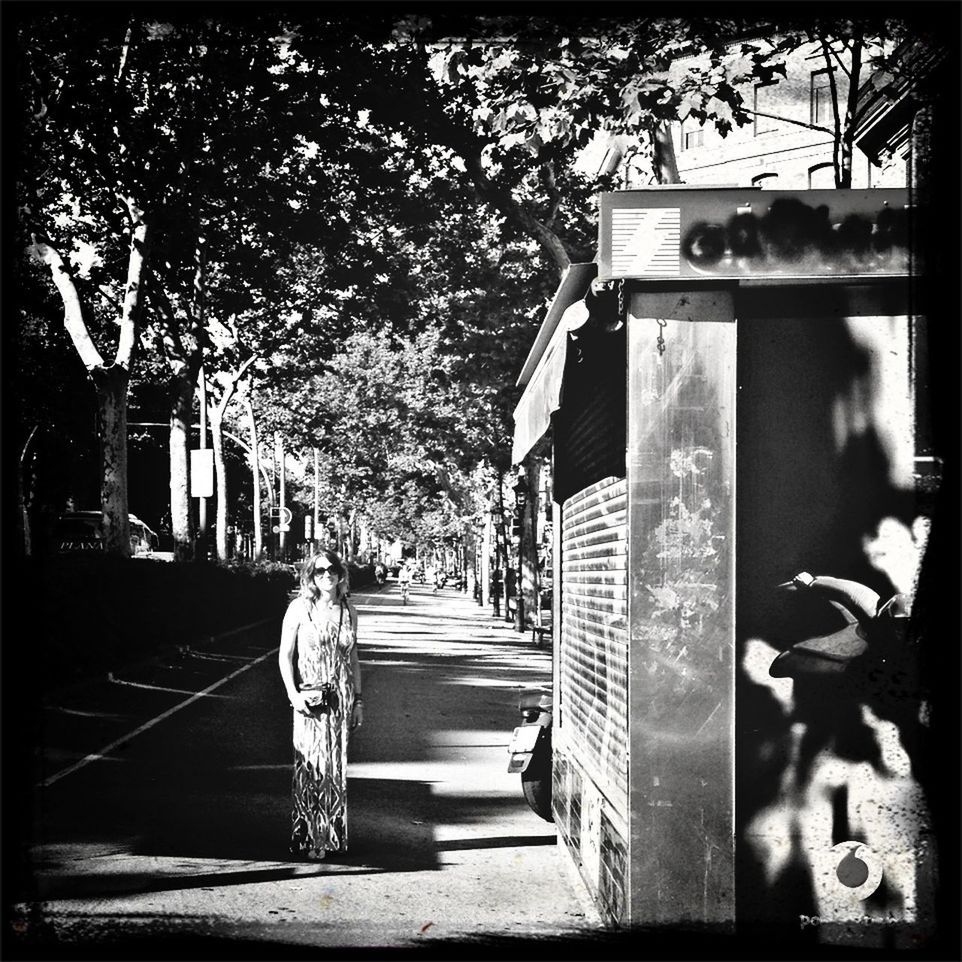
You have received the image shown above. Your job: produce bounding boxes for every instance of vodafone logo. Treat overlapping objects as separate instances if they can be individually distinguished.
[830,842,884,900]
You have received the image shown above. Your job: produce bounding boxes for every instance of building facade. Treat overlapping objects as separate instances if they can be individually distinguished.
[614,38,910,192]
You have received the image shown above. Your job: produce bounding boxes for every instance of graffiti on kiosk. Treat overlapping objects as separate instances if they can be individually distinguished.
[681,198,912,275]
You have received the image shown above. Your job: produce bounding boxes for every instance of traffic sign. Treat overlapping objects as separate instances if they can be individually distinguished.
[270,506,293,526]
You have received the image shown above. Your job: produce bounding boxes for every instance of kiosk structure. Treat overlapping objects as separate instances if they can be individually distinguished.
[512,188,934,946]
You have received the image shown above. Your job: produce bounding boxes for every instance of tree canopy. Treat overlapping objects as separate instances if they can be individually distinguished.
[10,6,941,557]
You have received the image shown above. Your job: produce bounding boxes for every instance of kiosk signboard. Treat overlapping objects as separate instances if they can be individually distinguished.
[598,188,912,282]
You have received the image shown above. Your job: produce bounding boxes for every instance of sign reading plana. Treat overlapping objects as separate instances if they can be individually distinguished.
[598,188,914,282]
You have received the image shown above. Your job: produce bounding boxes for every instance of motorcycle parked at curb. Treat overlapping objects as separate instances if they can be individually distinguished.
[506,687,554,822]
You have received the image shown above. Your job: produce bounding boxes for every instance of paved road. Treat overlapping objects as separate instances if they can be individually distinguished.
[9,580,598,953]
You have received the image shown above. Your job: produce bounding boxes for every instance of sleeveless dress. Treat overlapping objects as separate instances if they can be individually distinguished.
[289,596,356,857]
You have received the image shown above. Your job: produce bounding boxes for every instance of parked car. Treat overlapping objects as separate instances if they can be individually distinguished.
[55,510,159,556]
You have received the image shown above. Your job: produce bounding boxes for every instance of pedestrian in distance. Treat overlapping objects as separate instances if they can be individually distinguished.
[398,560,412,604]
[278,550,364,861]
[491,567,503,616]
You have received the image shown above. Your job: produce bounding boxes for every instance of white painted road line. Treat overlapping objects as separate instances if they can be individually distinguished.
[107,676,230,697]
[39,647,278,790]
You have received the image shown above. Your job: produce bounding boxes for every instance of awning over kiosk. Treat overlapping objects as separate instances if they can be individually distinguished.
[511,263,597,465]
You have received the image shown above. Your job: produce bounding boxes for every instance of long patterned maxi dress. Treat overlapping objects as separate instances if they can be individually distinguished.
[290,598,356,857]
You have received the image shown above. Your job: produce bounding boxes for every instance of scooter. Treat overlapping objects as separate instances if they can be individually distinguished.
[506,687,554,822]
[769,570,909,684]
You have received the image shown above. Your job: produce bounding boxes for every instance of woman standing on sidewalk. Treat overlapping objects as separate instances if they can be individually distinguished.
[278,550,364,860]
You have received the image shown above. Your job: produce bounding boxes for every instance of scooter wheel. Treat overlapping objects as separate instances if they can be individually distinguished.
[521,763,553,822]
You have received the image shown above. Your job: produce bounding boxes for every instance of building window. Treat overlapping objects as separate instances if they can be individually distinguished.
[754,83,778,135]
[683,127,704,150]
[808,163,835,189]
[751,173,778,189]
[811,69,834,127]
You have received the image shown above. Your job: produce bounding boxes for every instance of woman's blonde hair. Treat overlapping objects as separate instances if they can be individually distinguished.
[300,550,350,604]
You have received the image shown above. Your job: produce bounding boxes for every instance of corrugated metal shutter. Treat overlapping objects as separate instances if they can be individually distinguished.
[559,476,629,822]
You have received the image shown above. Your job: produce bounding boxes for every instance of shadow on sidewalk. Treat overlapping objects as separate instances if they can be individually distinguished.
[25,774,552,901]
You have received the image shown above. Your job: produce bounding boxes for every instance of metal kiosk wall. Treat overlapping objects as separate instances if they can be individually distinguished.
[515,188,933,943]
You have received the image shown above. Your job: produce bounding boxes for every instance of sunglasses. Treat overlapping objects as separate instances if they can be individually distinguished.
[313,564,341,576]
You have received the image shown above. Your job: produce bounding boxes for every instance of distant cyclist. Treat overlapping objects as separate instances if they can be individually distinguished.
[398,561,412,604]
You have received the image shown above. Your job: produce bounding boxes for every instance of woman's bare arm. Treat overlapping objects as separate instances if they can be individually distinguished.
[279,600,310,714]
[348,601,363,729]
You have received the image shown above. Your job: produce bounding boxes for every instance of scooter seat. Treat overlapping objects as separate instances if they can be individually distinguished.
[518,688,552,712]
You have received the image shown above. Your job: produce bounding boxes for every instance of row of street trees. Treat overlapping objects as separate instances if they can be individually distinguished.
[12,9,939,569]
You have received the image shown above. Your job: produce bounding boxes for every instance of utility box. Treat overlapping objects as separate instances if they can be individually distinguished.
[513,188,934,947]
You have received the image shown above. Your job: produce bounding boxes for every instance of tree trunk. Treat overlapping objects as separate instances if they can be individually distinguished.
[839,30,863,191]
[211,409,228,561]
[312,448,321,554]
[346,508,357,563]
[18,469,32,558]
[92,366,131,557]
[650,121,681,184]
[169,375,195,561]
[31,221,147,562]
[276,434,287,560]
[839,135,853,188]
[245,397,263,561]
[496,474,513,625]
[18,425,40,557]
[480,513,491,607]
[208,365,255,563]
[519,458,540,633]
